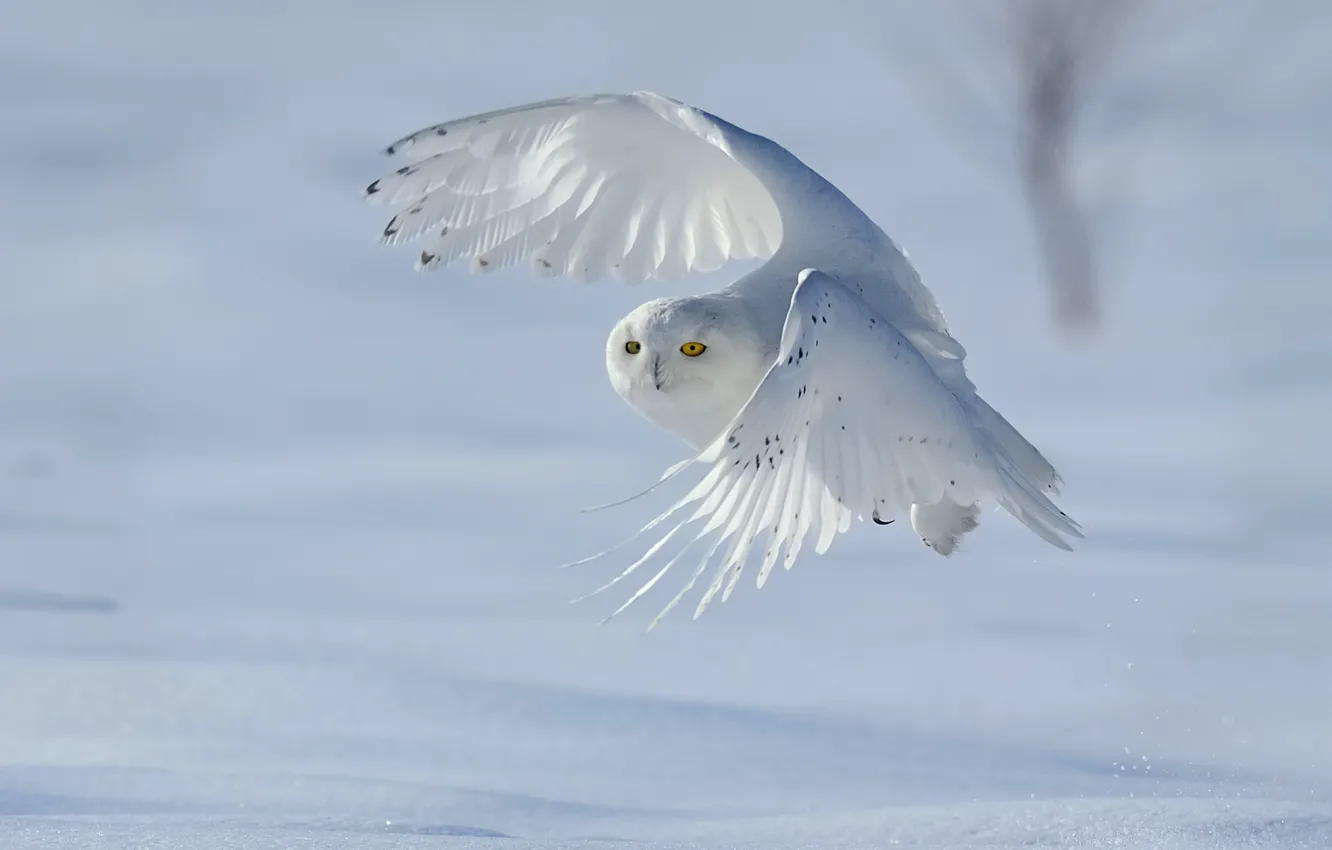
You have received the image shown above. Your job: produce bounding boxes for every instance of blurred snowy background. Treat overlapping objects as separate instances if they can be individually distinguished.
[1,0,1329,847]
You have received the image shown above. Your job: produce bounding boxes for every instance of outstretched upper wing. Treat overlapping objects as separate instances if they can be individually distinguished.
[582,269,1081,628]
[364,92,784,282]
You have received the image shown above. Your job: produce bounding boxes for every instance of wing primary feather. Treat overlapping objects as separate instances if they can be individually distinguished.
[599,542,695,625]
[718,422,797,601]
[650,490,752,627]
[369,93,784,286]
[695,461,770,615]
[719,463,780,603]
[836,403,864,524]
[560,458,715,570]
[770,408,811,572]
[816,402,848,551]
[785,413,825,571]
[568,520,691,603]
[755,442,800,589]
[604,464,752,621]
[578,457,695,513]
[751,414,801,589]
[649,421,794,626]
[647,531,728,630]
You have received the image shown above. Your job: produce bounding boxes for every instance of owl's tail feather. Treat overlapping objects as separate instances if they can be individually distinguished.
[985,434,1083,550]
[969,394,1063,494]
[952,392,1083,550]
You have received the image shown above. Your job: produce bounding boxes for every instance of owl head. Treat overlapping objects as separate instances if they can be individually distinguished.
[605,296,771,449]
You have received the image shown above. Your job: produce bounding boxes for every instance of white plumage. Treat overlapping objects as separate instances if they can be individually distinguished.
[365,91,1082,626]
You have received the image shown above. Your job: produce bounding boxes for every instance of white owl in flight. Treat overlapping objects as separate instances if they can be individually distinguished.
[364,91,1081,626]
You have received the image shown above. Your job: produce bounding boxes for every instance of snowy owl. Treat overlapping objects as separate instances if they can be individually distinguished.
[363,91,1081,625]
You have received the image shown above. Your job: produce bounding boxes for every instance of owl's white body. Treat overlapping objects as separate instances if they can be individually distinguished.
[366,91,1081,625]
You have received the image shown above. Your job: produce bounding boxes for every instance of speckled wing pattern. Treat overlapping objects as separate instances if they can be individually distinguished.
[364,92,783,282]
[586,270,1083,628]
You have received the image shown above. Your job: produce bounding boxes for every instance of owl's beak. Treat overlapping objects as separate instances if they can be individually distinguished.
[652,354,664,391]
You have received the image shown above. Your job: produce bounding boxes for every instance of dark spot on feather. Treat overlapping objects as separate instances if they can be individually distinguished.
[420,250,435,266]
[539,259,552,268]
[477,258,490,268]
[396,166,412,175]
[435,127,448,136]
[365,180,381,195]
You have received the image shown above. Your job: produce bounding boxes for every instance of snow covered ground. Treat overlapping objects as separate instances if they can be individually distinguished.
[2,1,1330,847]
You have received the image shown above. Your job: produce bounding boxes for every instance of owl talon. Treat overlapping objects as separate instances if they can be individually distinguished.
[872,511,893,526]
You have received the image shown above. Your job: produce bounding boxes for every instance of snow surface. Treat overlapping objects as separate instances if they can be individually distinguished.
[2,1,1330,847]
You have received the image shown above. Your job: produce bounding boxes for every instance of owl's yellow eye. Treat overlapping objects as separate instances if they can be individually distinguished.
[624,340,642,354]
[680,342,707,357]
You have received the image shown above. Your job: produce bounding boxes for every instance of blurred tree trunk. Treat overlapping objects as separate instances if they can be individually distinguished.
[1008,0,1136,331]
[850,0,1299,336]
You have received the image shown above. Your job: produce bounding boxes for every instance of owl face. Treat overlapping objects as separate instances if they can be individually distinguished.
[605,296,770,449]
[609,301,714,389]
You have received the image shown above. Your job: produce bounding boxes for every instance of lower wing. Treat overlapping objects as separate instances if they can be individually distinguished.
[580,269,1081,627]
